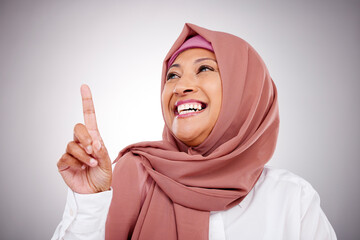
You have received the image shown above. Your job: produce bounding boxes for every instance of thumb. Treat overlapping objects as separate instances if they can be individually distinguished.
[92,139,111,168]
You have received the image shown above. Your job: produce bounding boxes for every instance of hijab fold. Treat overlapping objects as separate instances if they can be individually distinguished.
[105,23,279,240]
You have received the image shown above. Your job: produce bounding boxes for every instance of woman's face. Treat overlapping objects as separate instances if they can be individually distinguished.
[162,48,222,146]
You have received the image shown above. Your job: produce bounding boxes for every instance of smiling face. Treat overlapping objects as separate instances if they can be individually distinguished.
[162,48,222,147]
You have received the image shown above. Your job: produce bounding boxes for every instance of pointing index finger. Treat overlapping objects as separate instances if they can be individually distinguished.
[81,84,100,140]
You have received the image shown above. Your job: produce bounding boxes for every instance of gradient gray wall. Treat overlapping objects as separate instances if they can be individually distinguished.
[0,0,359,239]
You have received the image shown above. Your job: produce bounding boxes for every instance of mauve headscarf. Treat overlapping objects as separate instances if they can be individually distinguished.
[105,23,279,239]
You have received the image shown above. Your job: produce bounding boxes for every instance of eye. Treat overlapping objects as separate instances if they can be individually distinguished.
[198,65,214,73]
[166,72,180,81]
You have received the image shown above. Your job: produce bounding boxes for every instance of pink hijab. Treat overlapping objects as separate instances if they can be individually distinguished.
[105,23,279,239]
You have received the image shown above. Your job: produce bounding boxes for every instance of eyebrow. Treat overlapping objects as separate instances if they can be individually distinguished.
[194,57,217,64]
[168,64,180,71]
[167,58,217,71]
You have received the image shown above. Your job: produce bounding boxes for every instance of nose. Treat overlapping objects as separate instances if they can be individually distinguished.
[172,75,197,96]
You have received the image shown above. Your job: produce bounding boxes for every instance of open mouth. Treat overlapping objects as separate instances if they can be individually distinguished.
[174,99,207,117]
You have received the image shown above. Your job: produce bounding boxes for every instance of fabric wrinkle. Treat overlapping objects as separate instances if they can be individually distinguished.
[106,23,280,240]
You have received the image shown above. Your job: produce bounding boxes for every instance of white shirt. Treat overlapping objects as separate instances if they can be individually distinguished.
[52,166,337,240]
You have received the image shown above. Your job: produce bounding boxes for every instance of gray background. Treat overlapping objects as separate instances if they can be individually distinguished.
[0,0,359,239]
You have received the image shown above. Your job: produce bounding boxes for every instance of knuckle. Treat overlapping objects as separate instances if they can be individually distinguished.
[56,160,61,168]
[66,141,76,153]
[57,154,68,168]
[74,123,83,130]
[63,153,70,161]
[74,123,84,135]
[74,124,92,144]
[83,109,94,114]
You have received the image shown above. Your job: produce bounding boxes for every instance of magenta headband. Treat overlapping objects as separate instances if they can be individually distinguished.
[167,35,214,68]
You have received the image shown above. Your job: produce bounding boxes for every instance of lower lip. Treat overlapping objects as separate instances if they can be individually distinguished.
[175,109,205,118]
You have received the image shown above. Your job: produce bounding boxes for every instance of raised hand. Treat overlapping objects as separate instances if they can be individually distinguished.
[57,84,112,194]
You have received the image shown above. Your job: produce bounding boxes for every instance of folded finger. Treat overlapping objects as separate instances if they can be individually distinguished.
[57,153,83,171]
[73,123,93,154]
[66,141,98,167]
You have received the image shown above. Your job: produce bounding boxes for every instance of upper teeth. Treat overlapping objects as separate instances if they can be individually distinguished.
[177,103,203,113]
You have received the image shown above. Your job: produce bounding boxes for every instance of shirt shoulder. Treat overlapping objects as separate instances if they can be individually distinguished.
[254,166,319,219]
[209,166,337,240]
[258,165,316,193]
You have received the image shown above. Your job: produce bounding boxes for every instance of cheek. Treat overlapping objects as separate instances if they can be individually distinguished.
[204,76,222,102]
[161,86,173,124]
[207,77,223,121]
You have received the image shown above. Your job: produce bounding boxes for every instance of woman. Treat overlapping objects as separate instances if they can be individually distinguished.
[53,23,337,239]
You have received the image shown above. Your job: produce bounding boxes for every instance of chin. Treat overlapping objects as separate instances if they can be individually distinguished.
[172,125,206,147]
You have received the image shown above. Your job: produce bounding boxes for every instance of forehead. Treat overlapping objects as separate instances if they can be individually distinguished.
[172,48,216,65]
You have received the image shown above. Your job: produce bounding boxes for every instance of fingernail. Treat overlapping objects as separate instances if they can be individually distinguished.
[89,158,98,167]
[81,164,86,170]
[86,145,92,154]
[94,140,101,151]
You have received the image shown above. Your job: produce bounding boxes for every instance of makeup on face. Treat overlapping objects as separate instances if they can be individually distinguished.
[161,48,222,147]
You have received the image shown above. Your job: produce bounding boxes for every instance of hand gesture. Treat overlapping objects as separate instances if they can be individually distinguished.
[57,85,112,194]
